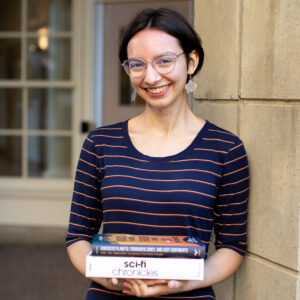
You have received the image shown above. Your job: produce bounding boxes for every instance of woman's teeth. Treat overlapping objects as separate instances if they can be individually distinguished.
[147,85,168,94]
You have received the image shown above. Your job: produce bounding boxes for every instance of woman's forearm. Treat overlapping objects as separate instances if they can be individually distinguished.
[67,240,92,277]
[184,248,244,291]
[67,240,124,290]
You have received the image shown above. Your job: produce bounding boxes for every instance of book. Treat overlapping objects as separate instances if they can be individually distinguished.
[91,234,206,258]
[86,253,204,280]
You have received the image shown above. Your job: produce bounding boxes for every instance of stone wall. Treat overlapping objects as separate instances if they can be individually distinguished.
[193,0,300,299]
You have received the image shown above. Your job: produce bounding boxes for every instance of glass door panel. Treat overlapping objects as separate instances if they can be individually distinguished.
[28,88,72,130]
[0,136,22,176]
[0,0,21,31]
[27,0,71,32]
[0,0,74,180]
[0,39,21,79]
[27,38,71,80]
[0,89,22,129]
[28,136,71,178]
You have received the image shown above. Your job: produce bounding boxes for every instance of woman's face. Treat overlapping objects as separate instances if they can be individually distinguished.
[127,29,197,110]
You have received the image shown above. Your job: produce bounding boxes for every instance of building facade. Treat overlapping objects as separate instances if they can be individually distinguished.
[0,0,299,299]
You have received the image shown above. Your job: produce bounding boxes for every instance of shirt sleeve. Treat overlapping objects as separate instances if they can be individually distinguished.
[213,140,249,256]
[66,133,103,247]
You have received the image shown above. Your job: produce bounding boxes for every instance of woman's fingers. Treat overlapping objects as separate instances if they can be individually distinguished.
[123,279,150,297]
[109,278,117,285]
[144,279,168,286]
[168,280,185,288]
[122,279,188,297]
[122,280,139,296]
[136,279,150,296]
[125,279,144,297]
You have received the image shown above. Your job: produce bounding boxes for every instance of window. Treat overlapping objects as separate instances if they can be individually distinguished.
[0,0,73,179]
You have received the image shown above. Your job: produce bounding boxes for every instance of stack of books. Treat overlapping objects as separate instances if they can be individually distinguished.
[86,234,205,280]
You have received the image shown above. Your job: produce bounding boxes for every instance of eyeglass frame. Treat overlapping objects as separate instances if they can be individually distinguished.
[121,52,185,78]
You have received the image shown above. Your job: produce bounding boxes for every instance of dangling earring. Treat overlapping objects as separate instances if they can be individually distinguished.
[185,74,197,94]
[131,88,136,102]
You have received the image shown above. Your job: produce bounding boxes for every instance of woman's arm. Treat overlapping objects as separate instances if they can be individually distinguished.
[67,240,125,291]
[122,248,243,297]
[66,133,125,291]
[184,248,243,290]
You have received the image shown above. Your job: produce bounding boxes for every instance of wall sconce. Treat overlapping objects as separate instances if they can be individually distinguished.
[37,27,49,51]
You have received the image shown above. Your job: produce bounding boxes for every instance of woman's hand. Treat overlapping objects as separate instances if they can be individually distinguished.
[122,279,188,297]
[121,248,244,297]
[97,278,126,291]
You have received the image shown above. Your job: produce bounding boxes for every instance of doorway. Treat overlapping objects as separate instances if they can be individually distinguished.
[93,0,192,127]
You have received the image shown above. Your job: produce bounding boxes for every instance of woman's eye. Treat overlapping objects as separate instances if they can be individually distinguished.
[157,57,173,65]
[130,61,144,69]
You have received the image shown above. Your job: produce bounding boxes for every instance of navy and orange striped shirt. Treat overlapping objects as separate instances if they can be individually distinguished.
[66,120,249,300]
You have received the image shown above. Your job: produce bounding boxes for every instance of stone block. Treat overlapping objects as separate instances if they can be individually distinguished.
[236,255,298,300]
[241,0,300,99]
[194,0,241,99]
[214,276,234,300]
[193,101,239,134]
[240,103,300,270]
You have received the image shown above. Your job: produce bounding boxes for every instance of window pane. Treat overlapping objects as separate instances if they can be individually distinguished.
[28,136,71,178]
[28,88,72,130]
[0,89,22,129]
[27,0,71,32]
[0,0,21,31]
[0,136,22,176]
[27,38,71,80]
[0,39,21,79]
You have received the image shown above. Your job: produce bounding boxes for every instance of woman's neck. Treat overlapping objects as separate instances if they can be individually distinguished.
[128,100,205,157]
[132,101,203,139]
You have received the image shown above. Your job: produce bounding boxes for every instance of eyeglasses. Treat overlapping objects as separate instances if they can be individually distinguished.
[122,52,184,78]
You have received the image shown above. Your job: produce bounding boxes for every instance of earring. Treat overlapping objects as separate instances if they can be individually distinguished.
[185,75,197,94]
[131,89,136,102]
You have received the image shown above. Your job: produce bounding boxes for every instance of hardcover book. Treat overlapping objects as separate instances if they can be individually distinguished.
[91,234,206,258]
[86,253,204,280]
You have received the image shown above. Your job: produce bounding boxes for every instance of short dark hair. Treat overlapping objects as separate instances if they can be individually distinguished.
[119,8,204,77]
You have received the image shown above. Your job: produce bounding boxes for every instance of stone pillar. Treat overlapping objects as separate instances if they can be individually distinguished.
[193,0,300,299]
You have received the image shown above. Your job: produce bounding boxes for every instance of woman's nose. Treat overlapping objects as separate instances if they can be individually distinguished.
[143,63,162,85]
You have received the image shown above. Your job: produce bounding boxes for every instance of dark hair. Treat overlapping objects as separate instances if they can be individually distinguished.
[119,8,204,77]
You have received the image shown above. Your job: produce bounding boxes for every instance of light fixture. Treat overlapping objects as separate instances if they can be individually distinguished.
[37,27,49,50]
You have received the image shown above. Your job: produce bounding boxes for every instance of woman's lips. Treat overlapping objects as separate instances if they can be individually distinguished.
[145,85,170,97]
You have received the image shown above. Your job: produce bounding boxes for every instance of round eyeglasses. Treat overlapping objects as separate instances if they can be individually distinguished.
[122,52,184,78]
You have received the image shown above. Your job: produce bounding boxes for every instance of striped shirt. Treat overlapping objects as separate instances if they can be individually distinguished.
[66,120,249,300]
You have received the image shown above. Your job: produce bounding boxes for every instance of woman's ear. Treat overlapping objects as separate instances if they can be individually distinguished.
[187,50,199,75]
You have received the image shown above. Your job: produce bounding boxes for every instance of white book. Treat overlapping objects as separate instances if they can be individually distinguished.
[86,253,204,280]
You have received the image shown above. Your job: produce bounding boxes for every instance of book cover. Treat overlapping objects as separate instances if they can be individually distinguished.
[91,234,205,258]
[86,253,204,280]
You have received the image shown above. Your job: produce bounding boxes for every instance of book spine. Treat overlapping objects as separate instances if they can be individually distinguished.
[92,244,205,258]
[86,255,204,280]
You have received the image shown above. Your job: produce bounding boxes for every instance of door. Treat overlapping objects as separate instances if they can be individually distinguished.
[0,0,82,229]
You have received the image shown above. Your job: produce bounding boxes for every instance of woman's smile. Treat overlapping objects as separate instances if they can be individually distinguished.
[145,84,170,97]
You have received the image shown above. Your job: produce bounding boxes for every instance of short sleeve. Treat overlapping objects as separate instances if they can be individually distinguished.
[213,140,249,256]
[65,133,103,247]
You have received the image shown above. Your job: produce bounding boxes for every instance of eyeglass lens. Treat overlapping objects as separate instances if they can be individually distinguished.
[124,53,180,77]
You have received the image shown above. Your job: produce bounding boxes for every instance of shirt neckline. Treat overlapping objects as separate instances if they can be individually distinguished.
[122,119,210,162]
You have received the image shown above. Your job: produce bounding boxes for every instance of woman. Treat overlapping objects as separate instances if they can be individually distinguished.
[66,8,249,300]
